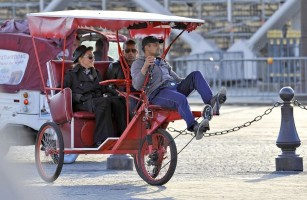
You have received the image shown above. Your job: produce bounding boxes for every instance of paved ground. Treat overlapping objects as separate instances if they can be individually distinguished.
[1,104,307,200]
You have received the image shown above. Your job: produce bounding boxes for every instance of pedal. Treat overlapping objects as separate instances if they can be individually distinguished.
[202,104,213,121]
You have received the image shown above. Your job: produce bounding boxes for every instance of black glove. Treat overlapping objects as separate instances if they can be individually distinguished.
[108,84,116,90]
[107,85,119,96]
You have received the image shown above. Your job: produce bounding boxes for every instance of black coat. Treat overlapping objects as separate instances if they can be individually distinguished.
[107,60,126,93]
[107,60,125,80]
[64,64,127,141]
[107,60,137,92]
[64,64,109,111]
[107,60,139,119]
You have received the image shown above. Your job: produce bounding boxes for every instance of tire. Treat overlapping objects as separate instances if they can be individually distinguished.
[35,122,64,182]
[137,129,177,186]
[133,154,142,176]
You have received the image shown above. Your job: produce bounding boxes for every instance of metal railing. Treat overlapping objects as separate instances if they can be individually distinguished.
[171,57,307,102]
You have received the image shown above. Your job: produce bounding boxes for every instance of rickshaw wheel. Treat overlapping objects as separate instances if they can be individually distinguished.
[133,155,141,175]
[137,128,177,186]
[35,122,64,182]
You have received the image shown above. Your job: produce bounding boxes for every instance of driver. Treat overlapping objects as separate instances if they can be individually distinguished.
[131,36,226,140]
[107,39,139,119]
[64,45,126,147]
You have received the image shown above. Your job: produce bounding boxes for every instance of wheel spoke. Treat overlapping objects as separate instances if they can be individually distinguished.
[137,129,177,185]
[35,122,64,182]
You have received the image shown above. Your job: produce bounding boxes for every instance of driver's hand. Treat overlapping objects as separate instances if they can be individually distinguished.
[145,56,155,67]
[141,56,155,75]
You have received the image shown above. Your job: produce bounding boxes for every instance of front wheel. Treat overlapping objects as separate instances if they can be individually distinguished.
[137,129,177,186]
[35,122,64,182]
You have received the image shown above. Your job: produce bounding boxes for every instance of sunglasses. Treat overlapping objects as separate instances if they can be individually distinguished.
[83,55,94,60]
[124,49,137,53]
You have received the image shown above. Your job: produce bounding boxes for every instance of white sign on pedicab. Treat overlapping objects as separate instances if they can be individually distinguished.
[0,49,28,85]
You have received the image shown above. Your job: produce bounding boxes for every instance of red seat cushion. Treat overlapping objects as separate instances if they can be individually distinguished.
[73,111,95,119]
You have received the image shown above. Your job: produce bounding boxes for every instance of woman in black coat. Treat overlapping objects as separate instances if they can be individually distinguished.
[64,45,126,147]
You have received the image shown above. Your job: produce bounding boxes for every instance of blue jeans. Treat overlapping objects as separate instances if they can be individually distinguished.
[150,71,213,129]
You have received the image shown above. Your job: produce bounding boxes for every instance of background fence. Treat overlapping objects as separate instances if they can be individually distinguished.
[171,57,307,103]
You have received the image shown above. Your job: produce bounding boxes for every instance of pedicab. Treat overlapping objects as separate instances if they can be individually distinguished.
[0,19,126,162]
[27,10,206,186]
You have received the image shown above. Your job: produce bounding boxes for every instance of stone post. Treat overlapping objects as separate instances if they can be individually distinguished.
[275,86,303,171]
[107,154,133,170]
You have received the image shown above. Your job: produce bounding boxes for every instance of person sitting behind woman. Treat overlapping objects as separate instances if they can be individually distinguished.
[93,38,114,61]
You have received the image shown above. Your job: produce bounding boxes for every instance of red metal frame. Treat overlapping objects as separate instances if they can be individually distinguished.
[28,10,204,156]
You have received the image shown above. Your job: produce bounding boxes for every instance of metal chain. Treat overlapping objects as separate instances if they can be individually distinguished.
[161,100,306,171]
[203,102,282,137]
[167,127,190,138]
[162,102,283,171]
[293,99,307,110]
[168,102,283,138]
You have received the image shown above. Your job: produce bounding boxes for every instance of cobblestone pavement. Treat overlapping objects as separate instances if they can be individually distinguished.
[1,105,307,200]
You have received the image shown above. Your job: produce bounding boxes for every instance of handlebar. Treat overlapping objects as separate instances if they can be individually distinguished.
[99,79,130,87]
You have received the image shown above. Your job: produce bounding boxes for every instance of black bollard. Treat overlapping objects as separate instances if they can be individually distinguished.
[275,86,303,171]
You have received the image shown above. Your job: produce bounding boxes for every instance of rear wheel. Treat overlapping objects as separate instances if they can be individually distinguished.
[137,129,177,186]
[35,122,64,182]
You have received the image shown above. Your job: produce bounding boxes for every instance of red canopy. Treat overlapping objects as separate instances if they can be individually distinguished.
[22,10,204,95]
[27,10,204,39]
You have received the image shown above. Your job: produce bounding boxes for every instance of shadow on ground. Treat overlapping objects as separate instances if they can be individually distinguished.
[246,171,304,183]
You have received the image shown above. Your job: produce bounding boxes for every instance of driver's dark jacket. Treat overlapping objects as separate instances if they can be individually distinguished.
[108,60,125,80]
[63,64,110,111]
[107,60,138,91]
[107,60,126,92]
